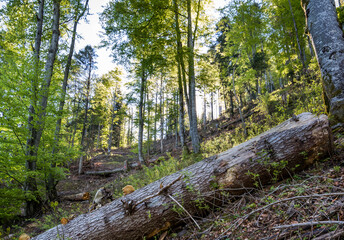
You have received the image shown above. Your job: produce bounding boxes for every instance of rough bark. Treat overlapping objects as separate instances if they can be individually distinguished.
[302,0,344,124]
[33,113,332,240]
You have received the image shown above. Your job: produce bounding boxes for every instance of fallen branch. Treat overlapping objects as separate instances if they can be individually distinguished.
[313,228,344,240]
[168,194,201,230]
[61,192,90,201]
[273,221,344,229]
[84,168,124,176]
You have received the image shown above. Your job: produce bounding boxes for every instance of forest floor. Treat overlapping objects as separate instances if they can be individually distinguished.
[17,113,344,240]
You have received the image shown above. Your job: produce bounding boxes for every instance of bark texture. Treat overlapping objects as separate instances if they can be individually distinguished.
[302,0,344,123]
[33,113,332,240]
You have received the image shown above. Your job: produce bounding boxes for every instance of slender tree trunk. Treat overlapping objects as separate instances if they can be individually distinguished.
[173,0,191,122]
[302,0,344,124]
[25,0,60,217]
[154,89,158,149]
[79,64,92,175]
[138,66,146,164]
[187,0,200,153]
[130,111,133,146]
[71,96,81,148]
[211,92,214,121]
[160,77,164,154]
[127,111,131,147]
[288,0,305,68]
[229,90,234,117]
[108,91,117,154]
[203,89,206,127]
[147,91,151,158]
[175,93,179,148]
[177,61,186,149]
[230,60,247,138]
[97,124,101,149]
[307,36,314,57]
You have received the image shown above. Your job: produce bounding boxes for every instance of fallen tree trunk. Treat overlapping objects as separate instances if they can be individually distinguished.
[60,192,90,201]
[84,168,125,176]
[220,112,254,130]
[33,113,332,240]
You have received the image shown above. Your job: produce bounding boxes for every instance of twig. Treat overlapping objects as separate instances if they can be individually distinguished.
[313,228,344,240]
[216,192,344,240]
[273,221,344,229]
[168,194,201,230]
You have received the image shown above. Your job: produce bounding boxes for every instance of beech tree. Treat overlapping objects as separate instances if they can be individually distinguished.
[301,0,344,124]
[24,0,61,217]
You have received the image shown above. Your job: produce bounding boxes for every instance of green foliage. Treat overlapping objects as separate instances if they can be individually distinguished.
[110,152,202,198]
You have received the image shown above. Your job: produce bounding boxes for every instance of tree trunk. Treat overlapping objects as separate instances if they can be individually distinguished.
[302,0,344,124]
[147,91,151,158]
[160,77,164,154]
[187,0,200,153]
[138,66,146,164]
[203,88,207,127]
[97,124,101,149]
[71,94,81,148]
[177,60,186,149]
[33,113,332,240]
[173,0,190,120]
[230,60,247,138]
[288,0,305,68]
[154,89,158,148]
[79,66,91,175]
[25,0,60,217]
[108,91,117,154]
[211,92,214,121]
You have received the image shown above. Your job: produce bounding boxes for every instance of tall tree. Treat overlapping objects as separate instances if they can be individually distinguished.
[75,45,97,174]
[302,0,344,124]
[25,0,61,217]
[187,0,201,153]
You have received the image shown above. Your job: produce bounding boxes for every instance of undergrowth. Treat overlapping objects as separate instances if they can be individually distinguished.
[109,152,203,198]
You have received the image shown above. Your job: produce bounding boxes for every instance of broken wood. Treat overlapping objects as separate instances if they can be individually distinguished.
[32,113,332,240]
[60,192,90,201]
[84,168,124,176]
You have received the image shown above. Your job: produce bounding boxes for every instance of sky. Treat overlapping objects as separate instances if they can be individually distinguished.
[76,0,229,119]
[76,0,229,76]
